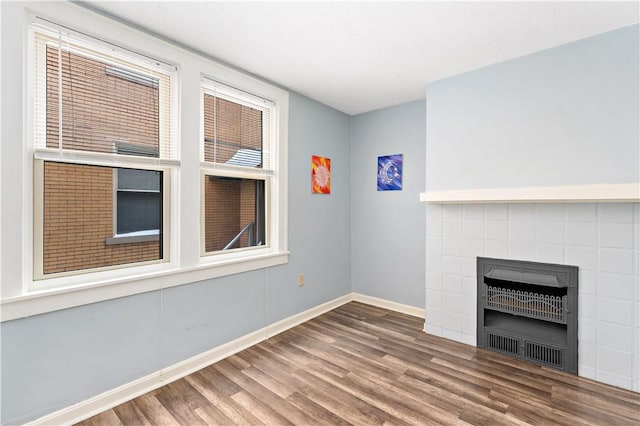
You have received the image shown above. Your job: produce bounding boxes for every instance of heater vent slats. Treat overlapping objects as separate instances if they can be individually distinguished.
[525,341,564,369]
[486,331,520,356]
[486,331,566,370]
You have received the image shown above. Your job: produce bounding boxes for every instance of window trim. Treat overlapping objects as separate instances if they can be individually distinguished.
[2,251,290,322]
[105,230,160,246]
[200,170,270,257]
[29,17,177,284]
[198,76,288,264]
[0,4,288,322]
[32,160,173,283]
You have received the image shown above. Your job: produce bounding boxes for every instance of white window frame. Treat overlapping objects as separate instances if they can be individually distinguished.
[29,17,178,287]
[0,4,288,322]
[199,78,280,260]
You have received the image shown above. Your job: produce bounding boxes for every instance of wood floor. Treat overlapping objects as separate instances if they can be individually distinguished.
[78,302,640,425]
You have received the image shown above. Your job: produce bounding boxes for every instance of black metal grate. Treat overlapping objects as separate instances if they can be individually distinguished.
[525,341,564,369]
[486,331,519,356]
[485,284,567,323]
[477,257,578,375]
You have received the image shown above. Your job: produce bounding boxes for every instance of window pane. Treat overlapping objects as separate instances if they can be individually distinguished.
[117,168,161,191]
[43,161,161,275]
[46,46,160,156]
[204,176,265,252]
[116,168,161,234]
[116,192,161,234]
[203,95,263,168]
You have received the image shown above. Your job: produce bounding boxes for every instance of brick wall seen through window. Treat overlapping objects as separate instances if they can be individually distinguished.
[42,46,163,274]
[202,94,266,252]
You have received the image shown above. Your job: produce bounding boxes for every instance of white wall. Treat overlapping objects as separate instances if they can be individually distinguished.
[426,24,639,191]
[351,100,426,308]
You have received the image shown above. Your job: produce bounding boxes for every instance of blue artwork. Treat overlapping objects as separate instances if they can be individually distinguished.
[377,154,403,191]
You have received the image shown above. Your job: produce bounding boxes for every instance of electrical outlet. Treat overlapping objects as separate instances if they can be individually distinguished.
[297,273,305,286]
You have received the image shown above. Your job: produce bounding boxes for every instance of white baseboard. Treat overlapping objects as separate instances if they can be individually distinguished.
[351,292,425,318]
[28,294,351,426]
[28,292,422,425]
[265,294,352,337]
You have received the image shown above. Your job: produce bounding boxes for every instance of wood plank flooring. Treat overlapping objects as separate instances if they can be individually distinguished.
[78,302,640,425]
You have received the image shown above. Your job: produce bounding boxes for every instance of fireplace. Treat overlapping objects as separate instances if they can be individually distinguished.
[477,257,578,374]
[424,202,639,390]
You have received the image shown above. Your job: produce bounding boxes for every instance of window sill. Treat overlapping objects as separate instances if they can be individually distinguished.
[1,251,289,322]
[105,230,160,245]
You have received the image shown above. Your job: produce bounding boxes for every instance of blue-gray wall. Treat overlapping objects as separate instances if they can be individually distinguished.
[0,93,352,425]
[268,94,352,320]
[426,24,640,190]
[350,100,426,308]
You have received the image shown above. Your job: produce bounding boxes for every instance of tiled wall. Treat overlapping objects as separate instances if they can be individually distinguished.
[424,202,640,391]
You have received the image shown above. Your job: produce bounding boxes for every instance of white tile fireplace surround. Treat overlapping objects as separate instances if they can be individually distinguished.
[423,202,640,392]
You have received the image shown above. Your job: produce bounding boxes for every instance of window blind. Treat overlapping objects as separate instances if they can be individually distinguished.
[201,78,274,171]
[32,21,177,161]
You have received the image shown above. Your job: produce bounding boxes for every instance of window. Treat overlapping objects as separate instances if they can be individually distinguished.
[200,79,281,257]
[31,21,176,279]
[2,7,288,320]
[108,142,162,245]
[109,167,162,243]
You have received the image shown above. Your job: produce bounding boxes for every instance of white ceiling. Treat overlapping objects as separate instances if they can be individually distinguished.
[86,1,639,115]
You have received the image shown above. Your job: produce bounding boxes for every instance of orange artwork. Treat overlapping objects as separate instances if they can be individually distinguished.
[311,155,331,194]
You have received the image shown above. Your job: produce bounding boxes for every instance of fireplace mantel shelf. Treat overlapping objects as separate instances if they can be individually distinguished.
[419,183,640,204]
